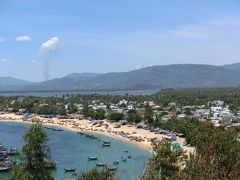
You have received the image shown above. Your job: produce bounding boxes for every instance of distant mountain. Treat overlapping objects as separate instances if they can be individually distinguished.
[65,73,101,79]
[222,62,240,71]
[1,63,240,91]
[0,77,33,87]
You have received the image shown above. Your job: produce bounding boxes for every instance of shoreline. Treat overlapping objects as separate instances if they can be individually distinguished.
[0,113,194,154]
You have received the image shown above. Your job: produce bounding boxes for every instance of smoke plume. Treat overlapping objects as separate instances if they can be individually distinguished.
[40,37,61,80]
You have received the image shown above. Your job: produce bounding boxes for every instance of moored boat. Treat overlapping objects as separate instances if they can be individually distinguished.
[96,162,105,166]
[0,166,11,172]
[108,166,117,171]
[64,168,76,172]
[88,156,97,160]
[102,143,111,147]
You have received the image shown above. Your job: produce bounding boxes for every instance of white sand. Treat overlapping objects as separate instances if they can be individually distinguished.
[0,113,195,154]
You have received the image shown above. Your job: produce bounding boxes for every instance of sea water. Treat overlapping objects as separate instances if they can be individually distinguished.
[0,121,151,180]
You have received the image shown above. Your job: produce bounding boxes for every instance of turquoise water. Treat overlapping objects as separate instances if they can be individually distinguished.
[0,122,151,180]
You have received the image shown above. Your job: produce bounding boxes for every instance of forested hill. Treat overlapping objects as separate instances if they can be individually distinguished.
[1,63,240,91]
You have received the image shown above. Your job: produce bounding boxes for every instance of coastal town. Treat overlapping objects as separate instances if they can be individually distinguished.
[1,89,240,179]
[0,92,239,154]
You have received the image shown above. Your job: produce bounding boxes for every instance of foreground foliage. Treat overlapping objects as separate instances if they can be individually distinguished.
[141,122,240,180]
[77,168,117,180]
[141,141,185,180]
[10,120,53,180]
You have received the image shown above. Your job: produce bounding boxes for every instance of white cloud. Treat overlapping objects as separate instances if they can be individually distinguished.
[16,35,31,42]
[0,37,6,43]
[40,37,61,52]
[172,16,240,39]
[0,58,12,63]
[31,59,37,63]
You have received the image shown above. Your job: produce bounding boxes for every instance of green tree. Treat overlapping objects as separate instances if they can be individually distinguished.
[10,120,53,180]
[107,112,123,122]
[127,109,141,123]
[81,104,95,118]
[182,122,240,179]
[144,104,153,124]
[10,165,28,180]
[77,168,116,180]
[141,141,184,180]
[93,109,105,120]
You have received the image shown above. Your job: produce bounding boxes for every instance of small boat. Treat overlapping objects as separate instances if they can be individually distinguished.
[102,143,111,147]
[121,156,127,162]
[124,150,128,153]
[88,156,97,160]
[0,166,11,172]
[8,148,19,156]
[96,162,105,166]
[108,166,117,171]
[90,135,98,139]
[64,168,76,172]
[113,160,119,165]
[45,161,56,169]
[128,155,132,159]
[72,172,78,176]
[103,141,111,144]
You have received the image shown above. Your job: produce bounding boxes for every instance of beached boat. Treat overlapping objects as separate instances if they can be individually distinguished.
[64,168,76,172]
[88,156,97,160]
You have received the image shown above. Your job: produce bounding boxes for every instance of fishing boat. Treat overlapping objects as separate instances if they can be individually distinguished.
[64,168,76,172]
[45,161,56,169]
[113,160,119,165]
[102,143,111,147]
[72,171,78,176]
[108,166,117,171]
[90,135,98,139]
[8,148,19,156]
[0,166,11,172]
[88,156,97,160]
[122,156,127,161]
[77,132,84,135]
[96,162,105,166]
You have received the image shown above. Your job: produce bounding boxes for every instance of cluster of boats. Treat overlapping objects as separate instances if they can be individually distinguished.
[64,149,132,176]
[77,132,99,140]
[44,126,64,132]
[0,143,18,172]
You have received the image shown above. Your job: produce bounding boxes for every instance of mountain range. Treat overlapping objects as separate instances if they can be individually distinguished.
[1,63,240,92]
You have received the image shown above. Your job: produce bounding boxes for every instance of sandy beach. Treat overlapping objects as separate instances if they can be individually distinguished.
[0,113,194,154]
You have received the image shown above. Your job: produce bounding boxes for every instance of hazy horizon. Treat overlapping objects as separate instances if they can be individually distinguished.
[1,0,240,81]
[0,62,239,83]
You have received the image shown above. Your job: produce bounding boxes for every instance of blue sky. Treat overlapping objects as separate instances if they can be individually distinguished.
[0,0,240,81]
